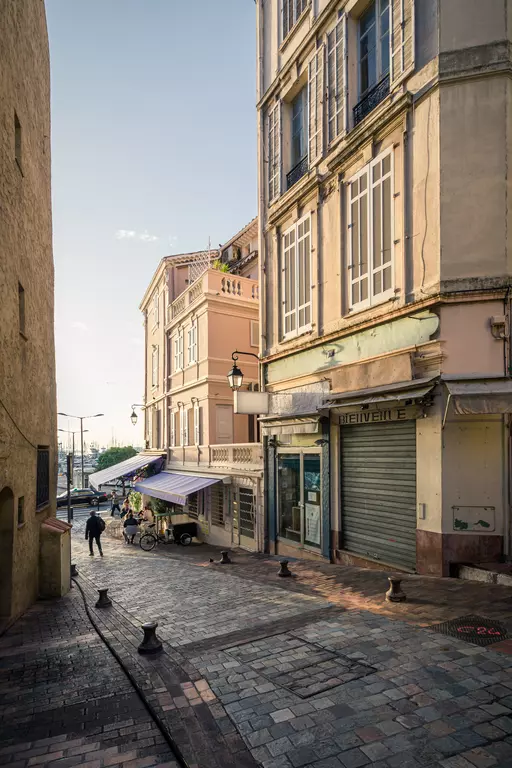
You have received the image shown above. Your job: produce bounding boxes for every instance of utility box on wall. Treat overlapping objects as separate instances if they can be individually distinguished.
[39,518,72,598]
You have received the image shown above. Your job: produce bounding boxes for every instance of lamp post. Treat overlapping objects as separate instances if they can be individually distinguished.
[130,404,145,426]
[227,350,263,392]
[58,428,88,473]
[58,413,104,488]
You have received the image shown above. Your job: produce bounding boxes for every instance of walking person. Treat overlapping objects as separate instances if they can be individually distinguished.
[120,498,131,519]
[85,510,105,557]
[123,512,139,544]
[110,490,121,517]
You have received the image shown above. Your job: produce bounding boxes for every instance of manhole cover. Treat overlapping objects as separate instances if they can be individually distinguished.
[227,633,375,698]
[430,615,509,647]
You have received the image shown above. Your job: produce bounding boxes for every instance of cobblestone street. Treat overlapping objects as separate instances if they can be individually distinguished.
[2,527,512,768]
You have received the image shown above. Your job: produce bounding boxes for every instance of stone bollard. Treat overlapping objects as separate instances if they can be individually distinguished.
[278,560,292,577]
[95,588,112,608]
[71,564,78,577]
[219,551,232,565]
[385,577,406,603]
[138,621,163,655]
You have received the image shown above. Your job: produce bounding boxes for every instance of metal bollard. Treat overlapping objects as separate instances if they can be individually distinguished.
[95,588,112,608]
[138,621,163,655]
[278,560,292,577]
[71,564,78,577]
[385,577,406,603]
[219,551,232,565]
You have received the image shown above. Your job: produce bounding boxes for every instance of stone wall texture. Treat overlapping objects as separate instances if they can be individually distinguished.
[0,0,57,620]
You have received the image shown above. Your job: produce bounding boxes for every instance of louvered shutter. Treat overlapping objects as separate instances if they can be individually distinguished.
[390,0,415,86]
[268,102,281,202]
[308,45,324,165]
[170,411,175,447]
[283,0,293,39]
[327,16,347,142]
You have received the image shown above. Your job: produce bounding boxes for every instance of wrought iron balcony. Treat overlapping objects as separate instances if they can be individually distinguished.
[353,75,390,127]
[286,155,308,190]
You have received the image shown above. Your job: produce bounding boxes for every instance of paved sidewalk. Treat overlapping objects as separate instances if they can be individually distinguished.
[3,526,512,768]
[71,532,512,768]
[0,590,178,768]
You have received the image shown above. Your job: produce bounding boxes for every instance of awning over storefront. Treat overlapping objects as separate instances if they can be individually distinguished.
[324,376,437,410]
[89,453,164,489]
[259,414,321,436]
[134,472,228,506]
[444,378,512,415]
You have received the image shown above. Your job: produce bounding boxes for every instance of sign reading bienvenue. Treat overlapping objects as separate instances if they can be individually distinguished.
[339,406,420,425]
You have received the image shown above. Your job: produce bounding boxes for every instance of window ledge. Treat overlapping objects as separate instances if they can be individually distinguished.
[279,4,311,54]
[19,331,28,341]
[15,158,24,177]
[346,294,399,318]
[36,503,51,515]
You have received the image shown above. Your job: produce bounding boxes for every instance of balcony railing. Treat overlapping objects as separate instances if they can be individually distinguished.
[286,155,308,190]
[353,75,390,127]
[167,443,263,469]
[168,269,259,324]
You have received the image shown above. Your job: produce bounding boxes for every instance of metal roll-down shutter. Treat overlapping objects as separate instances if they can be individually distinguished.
[341,420,417,570]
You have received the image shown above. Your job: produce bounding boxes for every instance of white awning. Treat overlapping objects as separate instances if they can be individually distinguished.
[89,453,164,489]
[445,379,512,415]
[259,415,321,436]
[134,472,228,506]
[325,376,436,409]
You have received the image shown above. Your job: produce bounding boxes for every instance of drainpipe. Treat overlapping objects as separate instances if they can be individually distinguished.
[256,0,270,555]
[504,291,511,559]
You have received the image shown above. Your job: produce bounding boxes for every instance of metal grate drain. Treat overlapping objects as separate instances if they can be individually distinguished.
[226,632,376,698]
[430,614,509,647]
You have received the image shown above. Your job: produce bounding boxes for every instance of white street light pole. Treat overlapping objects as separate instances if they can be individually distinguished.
[58,413,104,487]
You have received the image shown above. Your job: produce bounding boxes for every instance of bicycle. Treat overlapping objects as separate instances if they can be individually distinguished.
[139,522,194,551]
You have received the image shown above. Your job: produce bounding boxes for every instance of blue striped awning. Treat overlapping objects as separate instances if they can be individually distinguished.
[134,472,227,506]
[89,453,164,489]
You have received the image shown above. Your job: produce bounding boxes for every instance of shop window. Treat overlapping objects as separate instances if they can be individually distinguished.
[277,452,321,549]
[187,492,199,519]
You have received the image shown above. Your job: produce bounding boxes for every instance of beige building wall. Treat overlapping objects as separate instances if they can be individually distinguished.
[258,0,512,574]
[0,0,58,621]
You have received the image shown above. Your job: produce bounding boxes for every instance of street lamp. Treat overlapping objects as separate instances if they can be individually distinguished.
[58,412,104,488]
[130,404,145,426]
[227,350,261,391]
[58,428,88,469]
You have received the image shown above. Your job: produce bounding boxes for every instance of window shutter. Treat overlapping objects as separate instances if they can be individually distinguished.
[390,0,414,87]
[194,403,201,445]
[308,45,324,165]
[268,102,281,202]
[283,0,293,39]
[327,16,347,142]
[170,411,175,447]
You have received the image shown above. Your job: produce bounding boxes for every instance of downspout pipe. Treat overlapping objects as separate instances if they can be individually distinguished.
[256,0,269,555]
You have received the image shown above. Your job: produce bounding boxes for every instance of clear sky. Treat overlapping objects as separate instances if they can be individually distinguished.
[45,0,257,451]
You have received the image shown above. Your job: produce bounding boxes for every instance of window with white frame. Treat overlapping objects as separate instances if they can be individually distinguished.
[151,346,159,387]
[291,88,308,169]
[327,17,346,143]
[193,402,200,445]
[282,215,312,338]
[148,409,153,447]
[347,149,394,310]
[283,0,308,40]
[268,102,281,202]
[359,0,390,98]
[187,321,197,365]
[153,292,159,326]
[173,331,184,372]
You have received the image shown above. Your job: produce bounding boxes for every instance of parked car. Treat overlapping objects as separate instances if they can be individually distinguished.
[56,488,108,508]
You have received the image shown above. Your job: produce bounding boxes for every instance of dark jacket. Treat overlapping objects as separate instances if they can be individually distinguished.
[85,515,103,538]
[123,516,139,529]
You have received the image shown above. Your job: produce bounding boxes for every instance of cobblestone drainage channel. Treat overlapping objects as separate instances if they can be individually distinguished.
[226,632,376,699]
[430,614,510,647]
